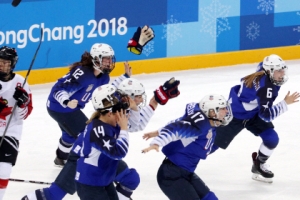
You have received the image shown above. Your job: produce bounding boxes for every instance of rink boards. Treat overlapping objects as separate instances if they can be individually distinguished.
[17,45,300,85]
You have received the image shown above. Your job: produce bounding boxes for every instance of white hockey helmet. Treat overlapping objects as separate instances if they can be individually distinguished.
[199,94,233,126]
[90,43,115,74]
[117,78,147,107]
[92,84,129,112]
[262,54,288,86]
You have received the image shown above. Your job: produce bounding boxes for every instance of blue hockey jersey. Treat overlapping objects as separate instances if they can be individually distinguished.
[150,102,215,172]
[256,62,263,72]
[47,66,109,113]
[229,73,287,122]
[75,119,129,186]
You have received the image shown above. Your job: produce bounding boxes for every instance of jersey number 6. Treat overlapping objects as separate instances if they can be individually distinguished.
[266,88,273,98]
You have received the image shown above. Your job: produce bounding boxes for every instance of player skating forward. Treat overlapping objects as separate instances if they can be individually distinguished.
[0,46,33,199]
[75,84,130,200]
[142,94,233,200]
[213,54,300,183]
[46,43,133,167]
[22,77,180,200]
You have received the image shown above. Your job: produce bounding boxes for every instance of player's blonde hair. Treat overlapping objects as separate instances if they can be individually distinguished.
[86,98,118,124]
[242,71,265,88]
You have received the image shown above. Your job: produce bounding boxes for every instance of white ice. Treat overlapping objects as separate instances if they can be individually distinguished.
[4,60,300,200]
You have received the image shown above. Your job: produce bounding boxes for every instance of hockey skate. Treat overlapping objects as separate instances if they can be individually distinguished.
[54,157,66,168]
[251,152,273,183]
[54,149,67,167]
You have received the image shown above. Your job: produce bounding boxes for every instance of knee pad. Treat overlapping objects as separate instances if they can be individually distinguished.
[61,132,76,144]
[202,191,218,200]
[115,168,140,190]
[259,128,279,149]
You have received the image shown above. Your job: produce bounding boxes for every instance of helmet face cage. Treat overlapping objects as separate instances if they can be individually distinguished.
[199,94,233,127]
[139,93,147,108]
[0,46,18,72]
[92,84,130,113]
[118,78,147,107]
[90,43,115,74]
[263,54,288,86]
[221,103,233,126]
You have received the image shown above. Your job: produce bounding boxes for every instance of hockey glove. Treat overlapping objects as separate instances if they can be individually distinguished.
[154,77,180,105]
[127,25,155,55]
[0,97,8,112]
[13,86,29,108]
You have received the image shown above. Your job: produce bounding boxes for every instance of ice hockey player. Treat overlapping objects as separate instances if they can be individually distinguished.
[0,46,33,199]
[213,54,300,183]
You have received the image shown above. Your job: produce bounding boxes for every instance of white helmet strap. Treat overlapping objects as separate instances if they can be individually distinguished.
[92,58,103,73]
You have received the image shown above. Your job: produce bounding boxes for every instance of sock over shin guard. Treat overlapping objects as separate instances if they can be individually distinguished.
[258,143,274,163]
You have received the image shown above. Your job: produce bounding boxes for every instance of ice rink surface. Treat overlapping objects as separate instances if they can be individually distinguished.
[4,59,300,200]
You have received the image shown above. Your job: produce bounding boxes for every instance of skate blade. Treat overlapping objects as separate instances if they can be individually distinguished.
[252,173,273,183]
[54,162,64,168]
[54,164,64,168]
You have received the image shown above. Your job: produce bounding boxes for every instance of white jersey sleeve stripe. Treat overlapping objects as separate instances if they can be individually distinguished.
[54,90,69,107]
[128,105,154,132]
[111,75,127,89]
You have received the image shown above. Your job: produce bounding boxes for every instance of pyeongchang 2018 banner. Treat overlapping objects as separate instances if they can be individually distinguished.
[0,0,300,71]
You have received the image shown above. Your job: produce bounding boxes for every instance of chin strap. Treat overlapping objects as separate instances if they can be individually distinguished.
[208,117,223,127]
[208,117,222,122]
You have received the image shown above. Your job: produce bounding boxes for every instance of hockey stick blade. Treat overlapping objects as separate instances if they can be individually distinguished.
[0,28,43,148]
[9,178,51,185]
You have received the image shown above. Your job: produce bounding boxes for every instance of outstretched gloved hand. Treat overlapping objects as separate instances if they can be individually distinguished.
[154,77,180,105]
[127,25,155,55]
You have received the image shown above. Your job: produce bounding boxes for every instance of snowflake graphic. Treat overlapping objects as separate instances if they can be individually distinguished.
[246,22,260,41]
[293,26,300,32]
[293,12,300,33]
[200,0,231,40]
[142,41,154,57]
[161,15,182,45]
[257,0,276,15]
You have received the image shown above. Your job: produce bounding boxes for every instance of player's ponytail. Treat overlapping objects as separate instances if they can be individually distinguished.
[242,71,265,88]
[69,51,93,71]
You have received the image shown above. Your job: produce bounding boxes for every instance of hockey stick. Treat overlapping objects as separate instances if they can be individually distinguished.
[0,28,43,148]
[9,178,51,185]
